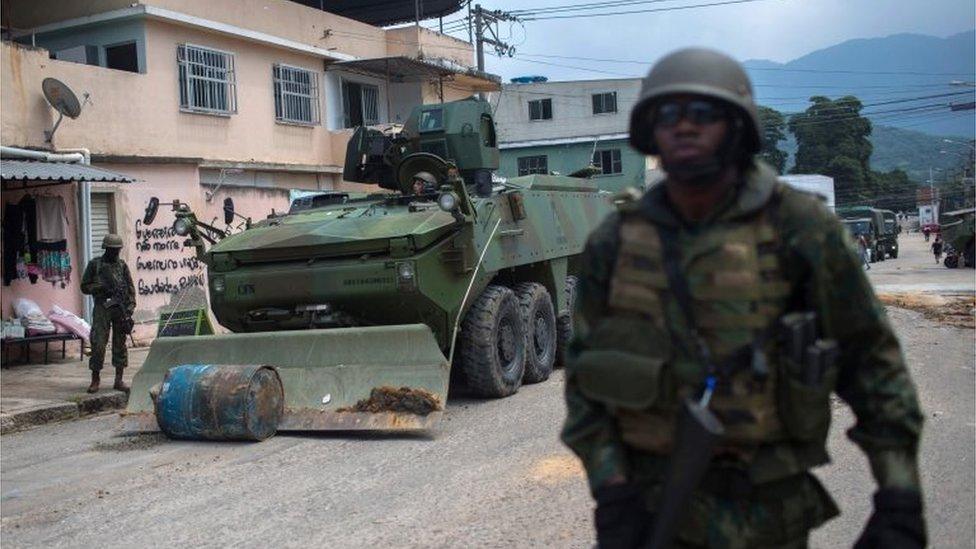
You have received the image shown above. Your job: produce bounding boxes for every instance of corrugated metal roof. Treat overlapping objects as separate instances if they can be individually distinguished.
[0,160,135,183]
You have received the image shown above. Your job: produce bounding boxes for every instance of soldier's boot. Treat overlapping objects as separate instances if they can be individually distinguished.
[87,371,100,393]
[113,367,129,393]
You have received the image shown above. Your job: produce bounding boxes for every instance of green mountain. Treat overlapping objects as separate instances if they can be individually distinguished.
[745,30,975,138]
[869,125,971,182]
[778,124,970,183]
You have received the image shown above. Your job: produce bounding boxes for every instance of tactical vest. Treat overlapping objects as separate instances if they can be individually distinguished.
[573,186,836,482]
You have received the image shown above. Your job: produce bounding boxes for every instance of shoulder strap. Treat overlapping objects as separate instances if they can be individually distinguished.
[657,224,716,381]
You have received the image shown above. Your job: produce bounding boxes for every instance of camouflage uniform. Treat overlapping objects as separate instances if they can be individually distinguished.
[80,254,135,372]
[562,161,923,547]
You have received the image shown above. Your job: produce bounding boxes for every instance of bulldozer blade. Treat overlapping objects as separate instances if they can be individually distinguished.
[123,324,450,432]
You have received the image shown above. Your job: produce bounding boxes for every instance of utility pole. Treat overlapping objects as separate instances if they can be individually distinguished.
[471,4,518,73]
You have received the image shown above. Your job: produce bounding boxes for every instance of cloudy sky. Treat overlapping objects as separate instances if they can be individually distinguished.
[424,0,976,81]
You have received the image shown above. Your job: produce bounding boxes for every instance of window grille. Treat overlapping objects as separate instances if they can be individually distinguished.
[177,44,237,115]
[593,149,623,175]
[528,98,552,121]
[361,85,379,125]
[273,64,320,125]
[592,92,617,115]
[518,155,548,176]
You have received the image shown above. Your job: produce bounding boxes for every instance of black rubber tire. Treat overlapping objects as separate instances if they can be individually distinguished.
[890,247,898,259]
[458,285,526,398]
[944,254,959,269]
[555,276,578,368]
[514,282,557,384]
[965,240,975,268]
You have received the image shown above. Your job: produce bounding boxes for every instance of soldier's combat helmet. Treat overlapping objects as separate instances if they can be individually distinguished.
[101,234,124,249]
[412,171,438,186]
[629,47,762,156]
[412,171,438,193]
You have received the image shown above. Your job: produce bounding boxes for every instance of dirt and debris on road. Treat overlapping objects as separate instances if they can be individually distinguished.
[338,387,442,415]
[878,292,975,329]
[92,432,168,452]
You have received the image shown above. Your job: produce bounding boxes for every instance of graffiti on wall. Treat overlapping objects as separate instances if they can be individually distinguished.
[133,218,205,296]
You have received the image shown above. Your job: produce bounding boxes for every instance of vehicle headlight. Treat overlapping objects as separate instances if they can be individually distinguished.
[397,261,415,280]
[211,275,225,294]
[173,217,191,236]
[396,261,417,292]
[437,192,458,212]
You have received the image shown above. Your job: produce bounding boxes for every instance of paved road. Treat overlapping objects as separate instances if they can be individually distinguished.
[2,234,973,548]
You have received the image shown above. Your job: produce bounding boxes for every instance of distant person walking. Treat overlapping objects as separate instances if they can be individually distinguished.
[858,234,871,270]
[932,236,944,264]
[923,227,930,242]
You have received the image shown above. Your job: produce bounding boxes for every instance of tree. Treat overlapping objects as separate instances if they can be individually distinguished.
[757,106,788,174]
[789,96,873,206]
[871,168,918,212]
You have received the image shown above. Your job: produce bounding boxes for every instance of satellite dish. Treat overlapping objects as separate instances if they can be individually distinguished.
[144,197,160,225]
[41,78,82,143]
[223,197,235,225]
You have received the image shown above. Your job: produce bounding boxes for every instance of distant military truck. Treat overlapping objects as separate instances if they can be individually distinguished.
[878,209,900,259]
[842,217,879,262]
[837,206,889,261]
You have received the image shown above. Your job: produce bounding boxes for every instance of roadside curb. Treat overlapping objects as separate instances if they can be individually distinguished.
[0,391,129,435]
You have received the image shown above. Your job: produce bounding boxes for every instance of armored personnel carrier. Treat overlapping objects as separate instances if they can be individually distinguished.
[126,98,614,433]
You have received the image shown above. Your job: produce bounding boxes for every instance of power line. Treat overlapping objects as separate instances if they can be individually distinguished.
[513,53,976,77]
[520,0,781,20]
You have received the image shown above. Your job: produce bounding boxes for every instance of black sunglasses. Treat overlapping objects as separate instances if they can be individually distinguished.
[654,100,727,127]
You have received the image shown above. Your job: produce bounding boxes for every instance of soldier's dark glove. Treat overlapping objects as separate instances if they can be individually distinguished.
[594,483,651,549]
[854,488,926,549]
[121,317,135,335]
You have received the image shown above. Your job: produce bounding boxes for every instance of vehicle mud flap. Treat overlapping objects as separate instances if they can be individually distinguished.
[122,324,449,432]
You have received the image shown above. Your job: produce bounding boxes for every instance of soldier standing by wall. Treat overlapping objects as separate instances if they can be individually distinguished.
[80,234,135,393]
[562,48,925,548]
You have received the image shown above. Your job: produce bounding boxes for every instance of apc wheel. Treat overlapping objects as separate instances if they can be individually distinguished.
[555,276,578,368]
[514,283,556,384]
[458,285,526,398]
[944,254,959,269]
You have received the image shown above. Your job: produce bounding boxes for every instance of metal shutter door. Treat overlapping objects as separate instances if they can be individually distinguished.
[89,193,113,258]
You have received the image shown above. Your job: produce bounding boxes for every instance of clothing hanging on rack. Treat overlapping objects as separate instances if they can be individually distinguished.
[37,240,71,287]
[36,195,69,242]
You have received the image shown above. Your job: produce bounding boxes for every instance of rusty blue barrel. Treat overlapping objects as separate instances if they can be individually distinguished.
[154,364,284,441]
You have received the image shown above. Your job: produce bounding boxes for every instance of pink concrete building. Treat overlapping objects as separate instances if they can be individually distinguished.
[0,0,498,350]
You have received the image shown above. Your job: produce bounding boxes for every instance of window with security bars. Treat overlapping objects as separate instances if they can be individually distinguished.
[528,98,552,121]
[593,149,623,175]
[177,44,237,114]
[341,80,380,128]
[273,64,320,125]
[517,155,548,176]
[592,92,617,115]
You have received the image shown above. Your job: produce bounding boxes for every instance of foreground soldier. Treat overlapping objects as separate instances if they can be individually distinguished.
[562,48,925,548]
[80,234,135,393]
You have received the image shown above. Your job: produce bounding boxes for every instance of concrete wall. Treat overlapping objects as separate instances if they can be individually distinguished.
[385,26,473,67]
[1,29,342,169]
[19,19,148,73]
[499,138,646,193]
[6,0,476,66]
[4,0,385,61]
[492,78,642,144]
